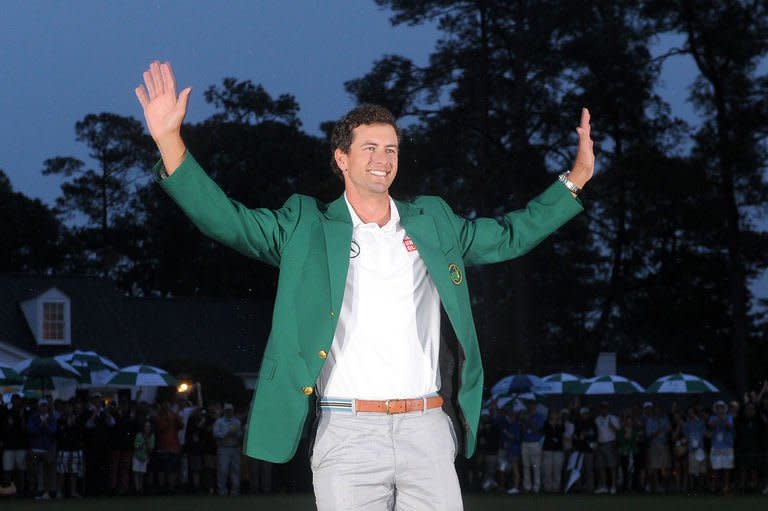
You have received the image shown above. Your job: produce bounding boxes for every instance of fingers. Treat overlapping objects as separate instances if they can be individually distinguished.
[151,61,165,96]
[176,87,192,116]
[578,107,591,138]
[135,85,149,109]
[580,107,590,128]
[143,70,156,99]
[138,60,178,103]
[162,61,177,98]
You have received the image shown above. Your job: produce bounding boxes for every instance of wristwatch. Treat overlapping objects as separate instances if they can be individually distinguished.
[558,172,582,196]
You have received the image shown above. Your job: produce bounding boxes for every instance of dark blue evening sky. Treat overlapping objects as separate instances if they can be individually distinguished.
[1,1,763,295]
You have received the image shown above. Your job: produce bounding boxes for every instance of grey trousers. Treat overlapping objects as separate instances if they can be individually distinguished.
[311,407,463,511]
[217,446,240,496]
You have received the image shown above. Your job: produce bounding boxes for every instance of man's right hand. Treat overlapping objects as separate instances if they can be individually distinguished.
[135,61,191,175]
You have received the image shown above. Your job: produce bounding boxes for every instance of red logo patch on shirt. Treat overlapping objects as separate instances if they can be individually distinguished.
[403,236,417,252]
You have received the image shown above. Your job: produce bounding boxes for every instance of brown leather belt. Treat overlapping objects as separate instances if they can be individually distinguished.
[354,395,444,414]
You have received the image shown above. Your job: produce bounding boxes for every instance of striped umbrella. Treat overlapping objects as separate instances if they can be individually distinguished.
[579,375,645,395]
[0,365,23,385]
[647,373,718,394]
[15,357,80,379]
[490,374,544,396]
[107,365,178,387]
[54,350,119,385]
[539,373,584,394]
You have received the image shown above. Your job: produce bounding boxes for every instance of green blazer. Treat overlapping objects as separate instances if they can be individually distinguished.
[158,153,583,462]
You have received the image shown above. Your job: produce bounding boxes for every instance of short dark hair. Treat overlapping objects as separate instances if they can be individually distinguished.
[330,103,400,178]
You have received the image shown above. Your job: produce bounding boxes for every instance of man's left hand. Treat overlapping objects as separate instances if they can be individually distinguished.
[568,108,594,189]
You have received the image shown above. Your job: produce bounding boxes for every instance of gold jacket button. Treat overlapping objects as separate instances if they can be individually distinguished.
[318,350,328,360]
[302,386,314,396]
[330,310,336,317]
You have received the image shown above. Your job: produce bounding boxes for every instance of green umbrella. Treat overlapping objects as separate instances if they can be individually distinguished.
[54,350,118,385]
[579,375,645,395]
[647,373,718,394]
[15,357,80,379]
[107,365,178,387]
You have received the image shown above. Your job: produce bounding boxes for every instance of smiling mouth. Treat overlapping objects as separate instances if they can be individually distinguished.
[367,169,390,177]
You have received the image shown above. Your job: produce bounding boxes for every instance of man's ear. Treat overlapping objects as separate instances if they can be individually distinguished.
[334,148,347,172]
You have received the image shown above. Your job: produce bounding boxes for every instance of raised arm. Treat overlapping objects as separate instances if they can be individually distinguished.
[135,61,192,175]
[441,108,594,265]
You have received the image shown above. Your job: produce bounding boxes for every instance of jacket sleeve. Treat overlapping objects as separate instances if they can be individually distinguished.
[155,152,303,267]
[437,180,583,266]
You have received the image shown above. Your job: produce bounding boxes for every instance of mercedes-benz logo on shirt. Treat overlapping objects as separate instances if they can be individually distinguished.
[350,240,360,258]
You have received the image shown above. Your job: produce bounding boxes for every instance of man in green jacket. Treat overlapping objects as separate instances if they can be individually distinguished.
[136,61,593,510]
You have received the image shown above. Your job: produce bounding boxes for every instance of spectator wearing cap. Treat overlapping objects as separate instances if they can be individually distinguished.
[709,400,734,494]
[541,408,565,493]
[644,403,671,493]
[1,394,28,495]
[520,400,545,494]
[594,401,620,495]
[213,403,242,496]
[683,406,706,492]
[27,399,57,500]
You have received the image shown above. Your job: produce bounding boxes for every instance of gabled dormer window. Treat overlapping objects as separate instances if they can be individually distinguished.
[20,287,72,346]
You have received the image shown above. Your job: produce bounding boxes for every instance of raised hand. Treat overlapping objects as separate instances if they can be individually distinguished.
[568,108,595,189]
[135,61,191,174]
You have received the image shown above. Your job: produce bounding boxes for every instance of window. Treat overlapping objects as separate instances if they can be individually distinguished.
[42,301,66,341]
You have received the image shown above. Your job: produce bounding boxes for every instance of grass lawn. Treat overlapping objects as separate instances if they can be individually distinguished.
[2,494,766,511]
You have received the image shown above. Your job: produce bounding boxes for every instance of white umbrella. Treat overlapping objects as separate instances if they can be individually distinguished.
[490,374,544,396]
[646,373,718,394]
[539,373,584,394]
[107,365,178,387]
[579,375,645,395]
[54,350,119,385]
[15,357,80,379]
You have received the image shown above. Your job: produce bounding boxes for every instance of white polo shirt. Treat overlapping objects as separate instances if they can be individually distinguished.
[315,194,441,400]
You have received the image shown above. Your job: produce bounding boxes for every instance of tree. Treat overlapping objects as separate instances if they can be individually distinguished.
[203,77,302,128]
[0,169,63,272]
[42,113,155,274]
[647,0,768,392]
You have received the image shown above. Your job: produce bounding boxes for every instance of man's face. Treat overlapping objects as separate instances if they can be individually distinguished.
[335,123,398,197]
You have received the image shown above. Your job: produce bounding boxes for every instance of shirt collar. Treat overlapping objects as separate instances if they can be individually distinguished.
[343,193,400,232]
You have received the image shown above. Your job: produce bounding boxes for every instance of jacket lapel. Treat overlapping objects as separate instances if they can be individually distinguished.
[322,196,353,313]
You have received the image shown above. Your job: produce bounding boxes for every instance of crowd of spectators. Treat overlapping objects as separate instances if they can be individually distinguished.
[4,381,768,500]
[472,381,768,496]
[0,389,274,499]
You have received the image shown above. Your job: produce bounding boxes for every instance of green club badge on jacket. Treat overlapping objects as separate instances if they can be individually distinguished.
[448,263,463,285]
